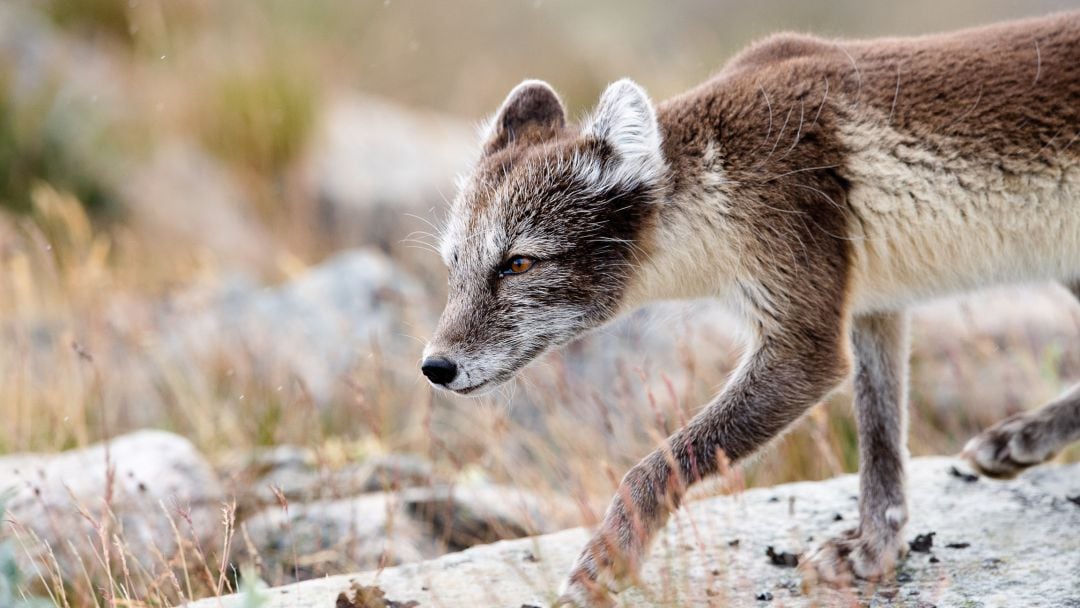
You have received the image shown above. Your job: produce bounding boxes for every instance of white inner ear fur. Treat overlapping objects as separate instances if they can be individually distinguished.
[585,79,666,188]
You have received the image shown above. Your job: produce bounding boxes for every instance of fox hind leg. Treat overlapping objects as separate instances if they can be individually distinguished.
[963,281,1080,478]
[808,311,910,584]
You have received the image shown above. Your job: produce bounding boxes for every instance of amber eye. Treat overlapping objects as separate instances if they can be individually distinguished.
[499,256,535,277]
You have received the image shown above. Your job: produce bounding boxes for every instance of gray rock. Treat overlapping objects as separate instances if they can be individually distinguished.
[301,95,476,250]
[403,484,576,551]
[356,454,437,494]
[0,3,129,207]
[121,142,274,270]
[238,493,439,584]
[221,449,436,508]
[193,457,1080,608]
[164,248,429,402]
[220,445,325,507]
[0,431,224,588]
[237,481,573,585]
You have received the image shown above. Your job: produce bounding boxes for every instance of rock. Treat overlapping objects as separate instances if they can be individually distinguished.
[121,141,274,270]
[0,431,224,589]
[221,445,325,507]
[193,457,1080,608]
[356,454,437,494]
[238,481,572,585]
[301,95,475,250]
[221,449,436,508]
[403,484,575,551]
[238,493,439,584]
[544,300,742,400]
[163,248,430,402]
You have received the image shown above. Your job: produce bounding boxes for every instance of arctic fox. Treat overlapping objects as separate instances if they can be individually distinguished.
[423,11,1080,607]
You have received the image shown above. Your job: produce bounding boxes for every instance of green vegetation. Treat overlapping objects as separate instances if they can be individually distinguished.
[0,74,116,215]
[44,0,132,41]
[239,566,270,608]
[198,64,316,181]
[0,496,52,608]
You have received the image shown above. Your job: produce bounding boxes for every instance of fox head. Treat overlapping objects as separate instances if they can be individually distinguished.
[421,79,669,395]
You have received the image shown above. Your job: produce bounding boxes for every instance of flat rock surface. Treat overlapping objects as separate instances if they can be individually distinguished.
[1,431,224,583]
[188,456,1080,608]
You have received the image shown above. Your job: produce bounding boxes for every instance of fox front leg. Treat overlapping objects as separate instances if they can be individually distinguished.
[555,325,850,607]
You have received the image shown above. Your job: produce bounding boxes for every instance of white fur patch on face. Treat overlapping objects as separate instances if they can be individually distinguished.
[584,79,667,189]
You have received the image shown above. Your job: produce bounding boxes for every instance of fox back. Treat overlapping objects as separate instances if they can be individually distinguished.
[422,11,1080,394]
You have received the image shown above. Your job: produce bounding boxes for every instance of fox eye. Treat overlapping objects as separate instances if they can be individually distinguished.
[498,256,535,277]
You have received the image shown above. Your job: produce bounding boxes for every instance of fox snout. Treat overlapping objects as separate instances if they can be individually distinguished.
[419,356,458,386]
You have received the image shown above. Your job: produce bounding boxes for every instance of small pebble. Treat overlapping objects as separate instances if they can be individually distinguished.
[948,466,978,483]
[945,542,970,549]
[897,572,914,583]
[778,579,800,591]
[909,532,936,553]
[765,546,799,568]
[929,556,940,563]
[755,591,774,601]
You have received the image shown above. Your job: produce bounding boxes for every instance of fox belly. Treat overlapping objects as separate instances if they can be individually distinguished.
[840,121,1080,312]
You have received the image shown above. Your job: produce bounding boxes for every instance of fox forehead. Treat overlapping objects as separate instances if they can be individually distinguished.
[440,139,606,266]
[437,77,667,279]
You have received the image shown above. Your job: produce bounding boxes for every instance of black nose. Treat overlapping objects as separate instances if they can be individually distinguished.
[421,356,458,385]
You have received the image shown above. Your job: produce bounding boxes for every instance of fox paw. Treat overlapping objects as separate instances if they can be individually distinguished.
[963,415,1056,479]
[552,545,632,608]
[805,527,905,586]
[552,583,617,608]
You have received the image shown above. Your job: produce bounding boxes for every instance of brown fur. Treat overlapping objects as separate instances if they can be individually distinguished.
[422,12,1080,607]
[559,12,1080,606]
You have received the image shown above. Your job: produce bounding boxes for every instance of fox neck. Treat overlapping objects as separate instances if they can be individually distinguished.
[618,118,741,314]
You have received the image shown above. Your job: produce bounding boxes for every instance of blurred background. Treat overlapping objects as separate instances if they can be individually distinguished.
[2,1,1079,605]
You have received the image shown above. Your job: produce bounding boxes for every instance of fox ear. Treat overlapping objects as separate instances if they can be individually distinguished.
[585,79,665,186]
[483,80,567,155]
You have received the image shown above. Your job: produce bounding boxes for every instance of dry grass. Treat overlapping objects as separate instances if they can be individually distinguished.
[3,194,1077,606]
[3,1,1080,606]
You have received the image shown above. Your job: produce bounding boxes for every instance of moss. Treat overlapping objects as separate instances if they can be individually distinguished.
[0,72,117,216]
[44,0,134,41]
